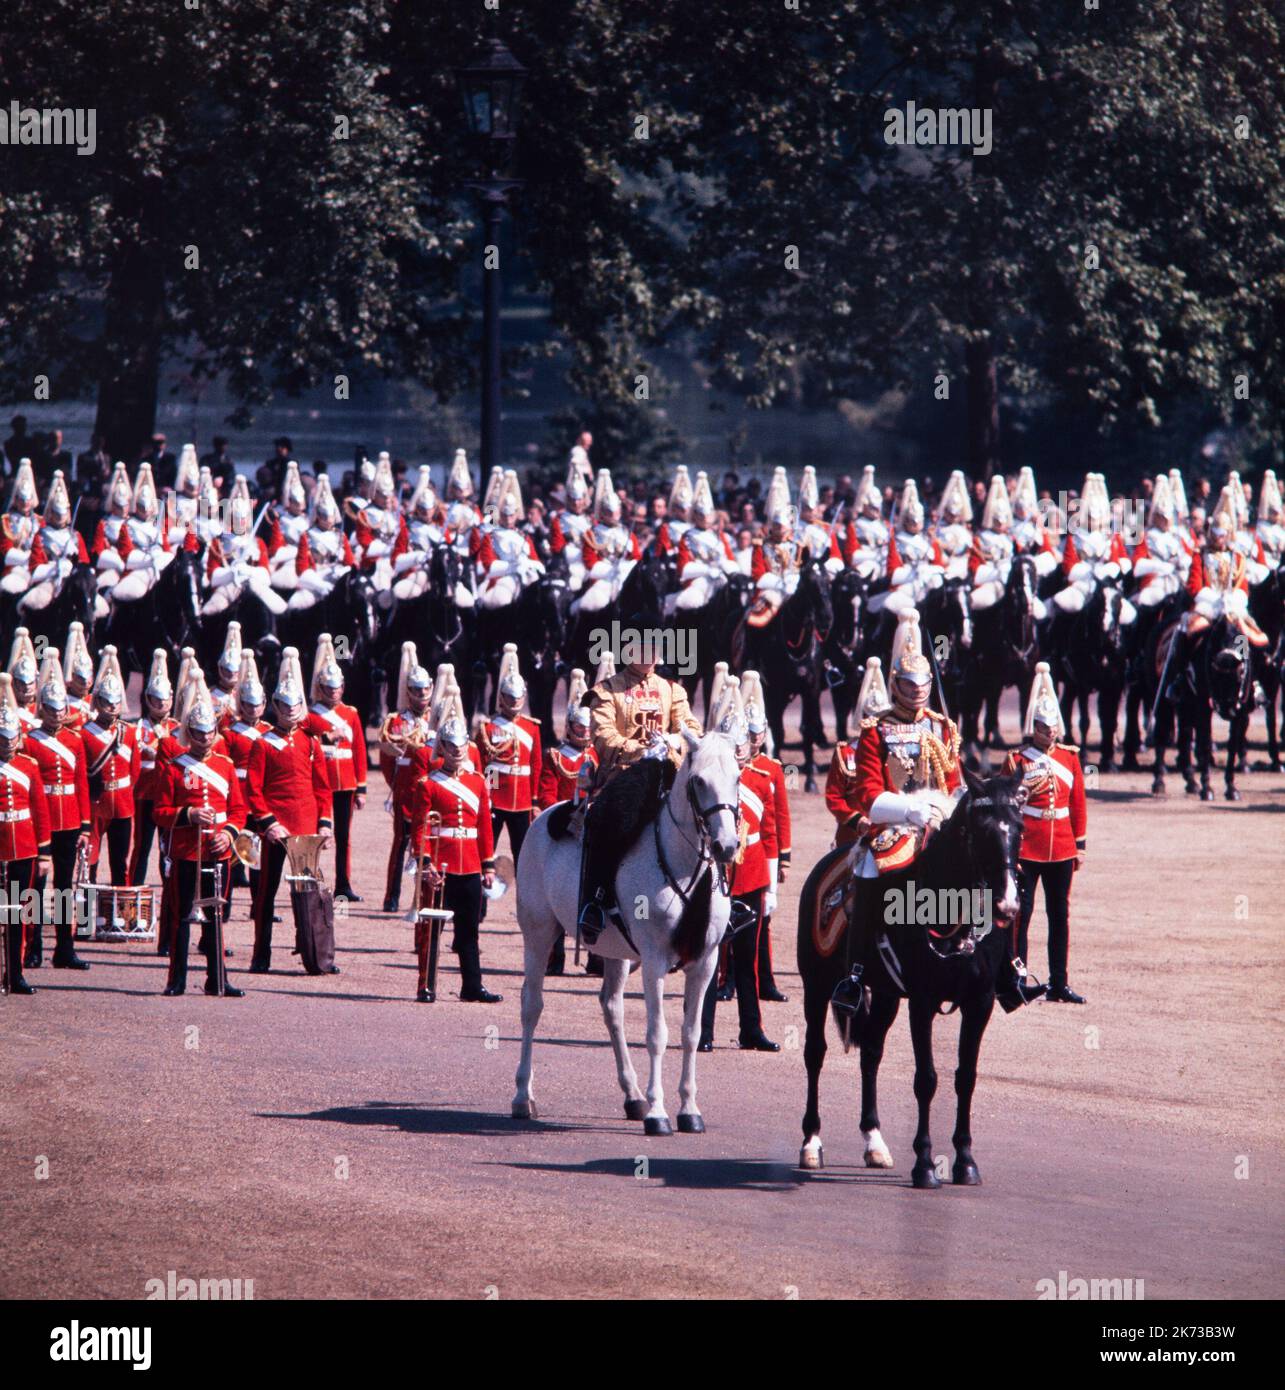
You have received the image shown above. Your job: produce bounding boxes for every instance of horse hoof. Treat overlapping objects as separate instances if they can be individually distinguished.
[1099,760,1114,775]
[1225,788,1241,802]
[643,1116,673,1137]
[804,778,818,795]
[623,1098,649,1122]
[1151,781,1166,798]
[676,1113,705,1134]
[511,1098,538,1121]
[863,1134,894,1168]
[799,1138,824,1171]
[952,1161,982,1186]
[1200,787,1216,802]
[911,1163,941,1190]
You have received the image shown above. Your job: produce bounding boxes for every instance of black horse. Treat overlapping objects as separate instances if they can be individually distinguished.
[679,571,754,718]
[1152,616,1256,801]
[822,568,873,743]
[919,575,974,723]
[195,584,280,689]
[742,557,833,792]
[376,543,476,720]
[277,569,381,726]
[563,548,671,683]
[960,556,1040,754]
[475,568,568,729]
[797,768,1029,1187]
[1248,568,1285,771]
[1054,582,1130,770]
[98,546,205,680]
[6,561,98,662]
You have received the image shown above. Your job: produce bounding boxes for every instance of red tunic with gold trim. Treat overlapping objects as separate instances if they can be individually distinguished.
[729,761,778,896]
[154,750,247,862]
[1003,743,1087,863]
[134,715,179,804]
[380,709,434,812]
[306,702,368,795]
[25,726,91,834]
[221,718,267,789]
[478,714,541,813]
[536,742,597,808]
[80,719,142,821]
[0,751,52,860]
[245,727,333,835]
[751,751,791,869]
[824,741,865,846]
[65,696,92,732]
[409,767,496,876]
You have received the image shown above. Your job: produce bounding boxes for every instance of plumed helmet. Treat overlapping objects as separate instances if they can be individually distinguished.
[593,649,616,684]
[497,642,526,702]
[91,645,125,706]
[854,466,881,514]
[890,610,931,689]
[447,448,473,498]
[409,466,437,518]
[707,662,730,721]
[108,462,133,513]
[798,465,820,514]
[44,470,72,526]
[395,641,428,711]
[8,627,38,685]
[176,443,200,494]
[482,467,505,516]
[765,467,793,525]
[1168,470,1189,522]
[8,458,38,511]
[564,668,591,737]
[856,656,891,719]
[668,465,693,517]
[568,446,593,502]
[145,648,172,702]
[274,647,305,708]
[0,702,22,742]
[939,469,973,523]
[132,463,159,519]
[739,669,767,736]
[497,469,523,521]
[183,675,220,739]
[593,469,621,522]
[311,474,340,525]
[311,633,344,701]
[1148,475,1175,527]
[1023,661,1065,738]
[1226,470,1250,527]
[238,651,266,709]
[37,650,68,712]
[437,715,470,749]
[692,471,716,525]
[374,451,396,501]
[897,478,924,530]
[1013,467,1038,520]
[1260,469,1283,523]
[63,622,94,685]
[283,460,306,511]
[981,475,1012,531]
[218,621,243,677]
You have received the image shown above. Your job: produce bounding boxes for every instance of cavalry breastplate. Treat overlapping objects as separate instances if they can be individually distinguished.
[309,529,344,562]
[685,528,724,563]
[280,513,308,543]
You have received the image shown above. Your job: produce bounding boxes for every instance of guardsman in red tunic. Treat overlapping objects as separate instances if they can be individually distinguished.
[535,668,597,809]
[476,643,541,866]
[62,622,95,730]
[824,656,892,847]
[24,655,91,971]
[698,691,780,1053]
[155,684,246,997]
[379,642,434,913]
[80,647,140,884]
[128,650,178,886]
[305,633,368,900]
[210,623,244,726]
[408,715,501,1003]
[1003,665,1088,1005]
[245,651,333,973]
[216,653,268,918]
[742,671,790,1003]
[8,628,41,737]
[0,701,51,996]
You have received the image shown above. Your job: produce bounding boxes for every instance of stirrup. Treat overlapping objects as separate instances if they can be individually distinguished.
[998,957,1047,1013]
[578,899,608,946]
[830,964,867,1018]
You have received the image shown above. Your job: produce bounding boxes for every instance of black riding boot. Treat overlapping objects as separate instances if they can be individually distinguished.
[996,956,1047,1013]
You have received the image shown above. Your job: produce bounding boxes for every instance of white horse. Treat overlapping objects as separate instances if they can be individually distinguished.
[513,729,740,1135]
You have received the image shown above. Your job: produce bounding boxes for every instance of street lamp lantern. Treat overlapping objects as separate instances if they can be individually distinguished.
[456,38,528,145]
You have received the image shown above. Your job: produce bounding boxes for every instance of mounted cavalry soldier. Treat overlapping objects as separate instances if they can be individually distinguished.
[353,452,401,595]
[749,469,800,621]
[245,649,333,973]
[408,710,501,1003]
[934,470,974,581]
[743,669,790,1003]
[190,467,224,549]
[305,633,367,901]
[288,475,356,612]
[210,624,244,724]
[128,650,178,887]
[24,471,93,614]
[1169,468,1195,553]
[81,647,139,886]
[825,655,892,845]
[794,466,844,571]
[1255,470,1284,571]
[576,628,703,944]
[156,677,246,998]
[477,643,542,866]
[1004,664,1087,1005]
[0,693,52,996]
[969,475,1017,612]
[8,629,40,735]
[442,448,482,589]
[379,642,434,913]
[575,468,640,615]
[841,466,889,582]
[654,464,693,560]
[1179,486,1269,651]
[1010,466,1060,579]
[1224,469,1267,586]
[477,470,545,610]
[697,679,780,1054]
[265,460,310,591]
[549,448,595,594]
[674,471,740,612]
[536,667,597,808]
[91,462,135,596]
[869,478,945,619]
[1,459,41,595]
[1052,472,1133,624]
[1131,474,1190,609]
[62,623,94,729]
[166,444,202,544]
[24,653,91,973]
[204,478,287,617]
[112,464,175,604]
[390,467,443,600]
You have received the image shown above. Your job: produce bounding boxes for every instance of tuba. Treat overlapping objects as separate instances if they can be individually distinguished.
[232,830,262,870]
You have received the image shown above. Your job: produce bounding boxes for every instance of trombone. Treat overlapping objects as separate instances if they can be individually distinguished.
[414,812,454,1004]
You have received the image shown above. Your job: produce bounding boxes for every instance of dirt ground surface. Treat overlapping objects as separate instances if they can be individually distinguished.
[3,694,1282,1301]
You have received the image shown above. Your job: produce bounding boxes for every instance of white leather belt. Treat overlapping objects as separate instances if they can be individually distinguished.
[1023,806,1069,821]
[487,765,529,776]
[324,747,352,759]
[744,833,760,846]
[438,827,477,839]
[140,759,156,771]
[103,777,130,791]
[236,769,248,779]
[396,756,410,767]
[43,784,76,796]
[0,809,31,823]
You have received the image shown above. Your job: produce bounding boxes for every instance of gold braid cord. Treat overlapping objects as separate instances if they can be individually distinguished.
[916,711,960,794]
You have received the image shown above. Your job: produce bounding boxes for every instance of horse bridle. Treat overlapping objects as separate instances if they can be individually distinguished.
[925,795,1020,957]
[654,775,741,902]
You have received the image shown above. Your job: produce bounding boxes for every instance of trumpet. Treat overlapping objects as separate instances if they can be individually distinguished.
[232,830,262,870]
[414,812,454,1004]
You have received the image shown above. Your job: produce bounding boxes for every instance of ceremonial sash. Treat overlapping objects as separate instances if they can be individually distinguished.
[0,759,31,791]
[738,783,765,821]
[1020,749,1074,790]
[176,754,230,799]
[28,730,77,769]
[430,771,480,815]
[490,717,533,753]
[310,704,352,741]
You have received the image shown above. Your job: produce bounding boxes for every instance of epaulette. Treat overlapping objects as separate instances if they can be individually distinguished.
[1055,741,1080,754]
[859,715,879,731]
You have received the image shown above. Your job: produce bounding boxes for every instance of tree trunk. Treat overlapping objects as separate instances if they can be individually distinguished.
[93,241,166,462]
[966,327,999,481]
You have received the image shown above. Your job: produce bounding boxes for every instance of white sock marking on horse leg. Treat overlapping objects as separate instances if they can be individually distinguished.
[799,1135,824,1170]
[863,1128,894,1168]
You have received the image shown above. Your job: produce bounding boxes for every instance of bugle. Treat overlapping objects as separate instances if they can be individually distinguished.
[414,812,454,1004]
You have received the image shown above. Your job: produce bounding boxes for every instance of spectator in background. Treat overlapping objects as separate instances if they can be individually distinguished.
[735,525,755,572]
[1193,477,1212,507]
[74,434,113,538]
[4,415,32,473]
[40,429,73,489]
[719,472,741,512]
[650,495,668,527]
[257,437,293,502]
[819,485,835,517]
[972,479,987,512]
[739,500,757,529]
[202,436,237,494]
[140,433,177,490]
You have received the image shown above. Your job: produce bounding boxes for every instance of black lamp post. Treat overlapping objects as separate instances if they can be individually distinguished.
[455,39,528,479]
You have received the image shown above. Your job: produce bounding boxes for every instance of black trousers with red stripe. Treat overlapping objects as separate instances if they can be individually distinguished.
[91,816,132,886]
[701,889,765,1040]
[168,859,231,992]
[1017,857,1074,990]
[332,790,355,889]
[29,828,82,964]
[251,838,289,969]
[2,857,36,987]
[128,798,159,885]
[383,812,411,908]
